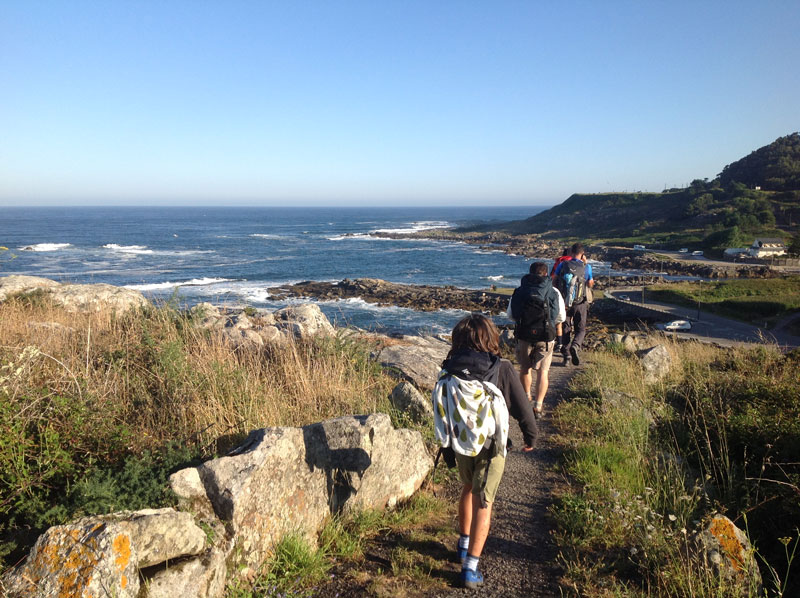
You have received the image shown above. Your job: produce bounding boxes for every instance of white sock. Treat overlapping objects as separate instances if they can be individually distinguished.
[458,534,470,550]
[463,555,479,572]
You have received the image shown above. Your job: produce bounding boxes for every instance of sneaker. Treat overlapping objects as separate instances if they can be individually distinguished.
[459,568,484,589]
[570,346,580,366]
[562,352,570,366]
[456,544,468,564]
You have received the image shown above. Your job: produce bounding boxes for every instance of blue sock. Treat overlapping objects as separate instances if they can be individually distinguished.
[463,555,479,572]
[458,534,470,551]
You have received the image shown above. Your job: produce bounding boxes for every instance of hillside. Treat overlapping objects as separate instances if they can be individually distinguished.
[480,133,800,250]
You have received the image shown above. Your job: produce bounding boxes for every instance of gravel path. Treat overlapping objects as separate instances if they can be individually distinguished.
[435,361,578,597]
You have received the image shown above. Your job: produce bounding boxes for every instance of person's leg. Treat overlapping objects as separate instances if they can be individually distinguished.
[459,483,473,535]
[467,500,493,557]
[515,340,533,399]
[561,309,574,363]
[460,451,505,588]
[571,302,588,350]
[532,341,554,412]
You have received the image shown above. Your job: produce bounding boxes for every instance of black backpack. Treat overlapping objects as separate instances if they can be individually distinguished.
[555,260,586,308]
[514,294,556,343]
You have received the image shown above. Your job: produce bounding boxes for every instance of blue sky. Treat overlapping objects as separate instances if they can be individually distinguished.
[1,1,798,206]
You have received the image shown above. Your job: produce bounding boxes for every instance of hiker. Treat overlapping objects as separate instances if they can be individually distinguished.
[508,261,566,417]
[432,314,538,589]
[550,247,571,279]
[553,242,594,366]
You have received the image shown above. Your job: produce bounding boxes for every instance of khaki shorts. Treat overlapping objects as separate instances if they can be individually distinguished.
[515,339,555,373]
[455,448,506,504]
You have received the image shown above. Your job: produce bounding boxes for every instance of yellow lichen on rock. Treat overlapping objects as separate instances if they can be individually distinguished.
[709,516,745,574]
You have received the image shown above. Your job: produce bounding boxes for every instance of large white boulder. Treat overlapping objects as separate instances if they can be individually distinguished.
[170,413,433,572]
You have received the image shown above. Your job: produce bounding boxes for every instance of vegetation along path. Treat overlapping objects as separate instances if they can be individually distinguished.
[436,362,579,597]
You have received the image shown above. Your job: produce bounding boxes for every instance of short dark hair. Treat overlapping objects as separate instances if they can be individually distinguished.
[449,313,500,357]
[529,261,548,276]
[570,242,585,256]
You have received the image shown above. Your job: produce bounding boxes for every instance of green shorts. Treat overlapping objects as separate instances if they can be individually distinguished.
[455,447,506,504]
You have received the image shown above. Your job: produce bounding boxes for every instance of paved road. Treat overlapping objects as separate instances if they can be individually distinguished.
[606,287,800,349]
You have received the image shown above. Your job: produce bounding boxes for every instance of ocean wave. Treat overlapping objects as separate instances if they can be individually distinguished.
[371,220,452,235]
[484,275,505,281]
[249,234,289,240]
[19,243,71,252]
[103,243,154,254]
[124,277,234,291]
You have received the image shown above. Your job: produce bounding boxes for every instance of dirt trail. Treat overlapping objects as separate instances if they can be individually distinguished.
[435,362,578,597]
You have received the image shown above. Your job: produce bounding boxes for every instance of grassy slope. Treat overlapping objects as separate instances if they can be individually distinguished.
[0,295,399,569]
[648,276,800,324]
[553,339,800,597]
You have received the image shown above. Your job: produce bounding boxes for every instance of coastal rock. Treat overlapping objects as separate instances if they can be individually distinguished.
[3,509,209,598]
[145,547,227,598]
[267,278,509,314]
[50,283,149,314]
[273,303,335,340]
[121,508,207,568]
[637,344,672,383]
[390,381,433,423]
[622,334,639,352]
[377,335,451,390]
[693,514,762,595]
[0,276,149,315]
[0,275,61,301]
[189,303,226,329]
[169,413,432,572]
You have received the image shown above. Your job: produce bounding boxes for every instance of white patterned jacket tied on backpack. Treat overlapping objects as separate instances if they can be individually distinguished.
[432,372,510,457]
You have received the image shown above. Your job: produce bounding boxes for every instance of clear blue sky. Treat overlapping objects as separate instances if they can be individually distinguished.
[1,1,798,206]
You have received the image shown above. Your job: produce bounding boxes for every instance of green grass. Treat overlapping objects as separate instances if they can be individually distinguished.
[648,277,800,325]
[552,340,799,596]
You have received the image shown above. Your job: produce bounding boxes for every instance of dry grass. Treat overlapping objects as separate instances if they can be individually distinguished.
[0,296,399,564]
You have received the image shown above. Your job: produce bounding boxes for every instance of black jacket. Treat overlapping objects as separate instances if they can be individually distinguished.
[442,348,538,448]
[509,274,560,326]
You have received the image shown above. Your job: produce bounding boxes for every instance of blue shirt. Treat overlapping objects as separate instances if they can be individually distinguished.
[554,258,593,281]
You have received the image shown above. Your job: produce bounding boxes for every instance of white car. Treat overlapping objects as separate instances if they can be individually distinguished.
[678,248,688,253]
[619,294,630,301]
[691,250,704,256]
[663,319,692,331]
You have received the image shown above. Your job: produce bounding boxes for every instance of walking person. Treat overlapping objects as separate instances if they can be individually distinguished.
[508,261,565,417]
[553,242,594,366]
[432,314,538,589]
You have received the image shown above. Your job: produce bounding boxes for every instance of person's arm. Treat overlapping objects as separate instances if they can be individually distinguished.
[586,262,594,288]
[554,288,566,324]
[498,361,538,448]
[507,299,514,321]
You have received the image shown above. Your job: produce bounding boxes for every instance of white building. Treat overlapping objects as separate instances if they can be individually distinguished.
[747,238,786,258]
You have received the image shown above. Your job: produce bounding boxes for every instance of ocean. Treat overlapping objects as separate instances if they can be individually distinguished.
[2,205,608,334]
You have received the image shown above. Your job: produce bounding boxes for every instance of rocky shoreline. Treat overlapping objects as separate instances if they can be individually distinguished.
[266,277,511,314]
[369,229,778,279]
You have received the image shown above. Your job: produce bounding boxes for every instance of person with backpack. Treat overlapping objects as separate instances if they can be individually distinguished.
[508,261,566,417]
[432,314,538,589]
[553,242,594,366]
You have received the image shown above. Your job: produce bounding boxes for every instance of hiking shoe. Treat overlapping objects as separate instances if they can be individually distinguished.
[570,346,580,366]
[459,568,484,589]
[456,544,468,564]
[562,352,570,366]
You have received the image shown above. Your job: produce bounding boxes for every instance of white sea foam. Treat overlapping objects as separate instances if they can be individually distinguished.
[103,244,154,254]
[124,277,233,291]
[371,220,452,234]
[484,275,504,281]
[19,243,71,252]
[250,234,288,240]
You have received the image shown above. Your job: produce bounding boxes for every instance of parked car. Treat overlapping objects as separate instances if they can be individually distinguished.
[691,250,704,256]
[678,248,688,253]
[633,244,646,251]
[664,319,692,331]
[619,294,630,301]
